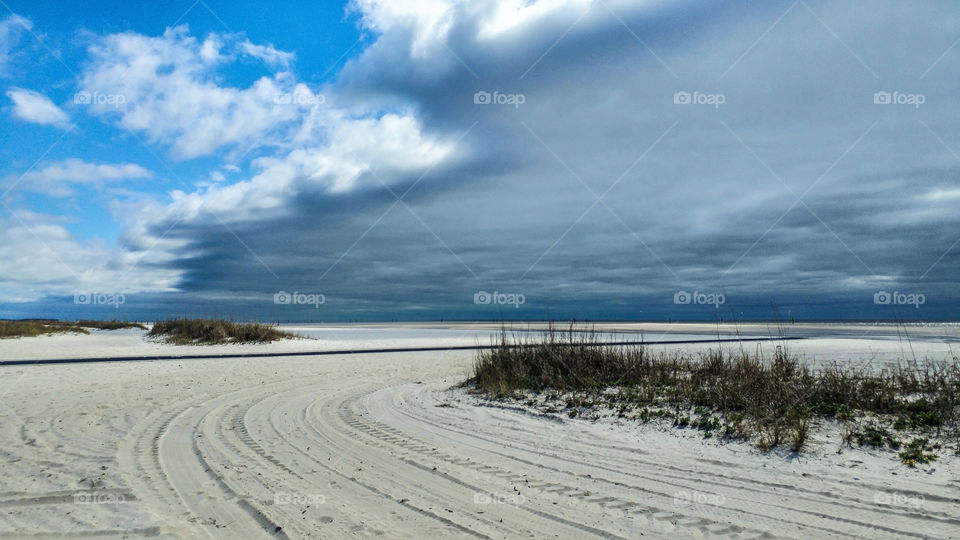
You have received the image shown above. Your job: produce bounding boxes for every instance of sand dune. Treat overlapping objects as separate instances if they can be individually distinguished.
[1,325,958,538]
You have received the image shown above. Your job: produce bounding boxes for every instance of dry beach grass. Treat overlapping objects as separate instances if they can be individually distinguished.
[146,318,293,344]
[472,325,960,458]
[0,319,145,338]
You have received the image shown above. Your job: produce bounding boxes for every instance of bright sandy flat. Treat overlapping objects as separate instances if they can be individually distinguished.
[0,323,958,538]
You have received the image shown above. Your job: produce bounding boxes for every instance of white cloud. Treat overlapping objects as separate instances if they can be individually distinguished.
[351,0,458,57]
[6,87,71,128]
[0,212,180,302]
[15,159,153,197]
[73,24,456,224]
[478,0,592,38]
[139,111,452,227]
[350,0,600,54]
[78,26,311,159]
[239,39,295,68]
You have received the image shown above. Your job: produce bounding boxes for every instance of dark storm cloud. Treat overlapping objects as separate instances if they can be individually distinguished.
[49,0,960,321]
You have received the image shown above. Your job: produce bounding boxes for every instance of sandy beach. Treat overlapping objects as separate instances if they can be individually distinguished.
[5,0,960,537]
[1,323,958,538]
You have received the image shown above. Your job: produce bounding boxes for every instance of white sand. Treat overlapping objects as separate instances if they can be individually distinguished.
[2,322,956,363]
[0,323,958,538]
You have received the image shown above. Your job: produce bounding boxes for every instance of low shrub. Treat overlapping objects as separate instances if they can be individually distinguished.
[147,318,292,344]
[471,325,960,453]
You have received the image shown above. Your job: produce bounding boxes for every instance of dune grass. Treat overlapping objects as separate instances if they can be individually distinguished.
[0,319,145,339]
[75,320,147,330]
[147,318,292,345]
[471,325,960,456]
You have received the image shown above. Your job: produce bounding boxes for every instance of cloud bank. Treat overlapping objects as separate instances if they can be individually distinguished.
[3,0,960,321]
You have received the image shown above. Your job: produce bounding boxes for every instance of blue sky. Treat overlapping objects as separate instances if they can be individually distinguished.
[1,1,959,322]
[0,0,364,243]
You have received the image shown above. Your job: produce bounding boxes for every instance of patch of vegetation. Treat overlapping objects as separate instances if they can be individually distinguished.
[471,325,960,454]
[565,395,594,408]
[692,411,722,432]
[76,320,147,330]
[0,319,145,339]
[852,424,901,449]
[147,318,293,345]
[899,438,939,467]
[790,414,810,452]
[722,413,749,440]
[0,321,86,338]
[812,402,853,420]
[901,400,944,429]
[635,407,670,423]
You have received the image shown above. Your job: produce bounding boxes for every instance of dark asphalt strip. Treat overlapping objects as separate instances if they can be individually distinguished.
[0,336,804,366]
